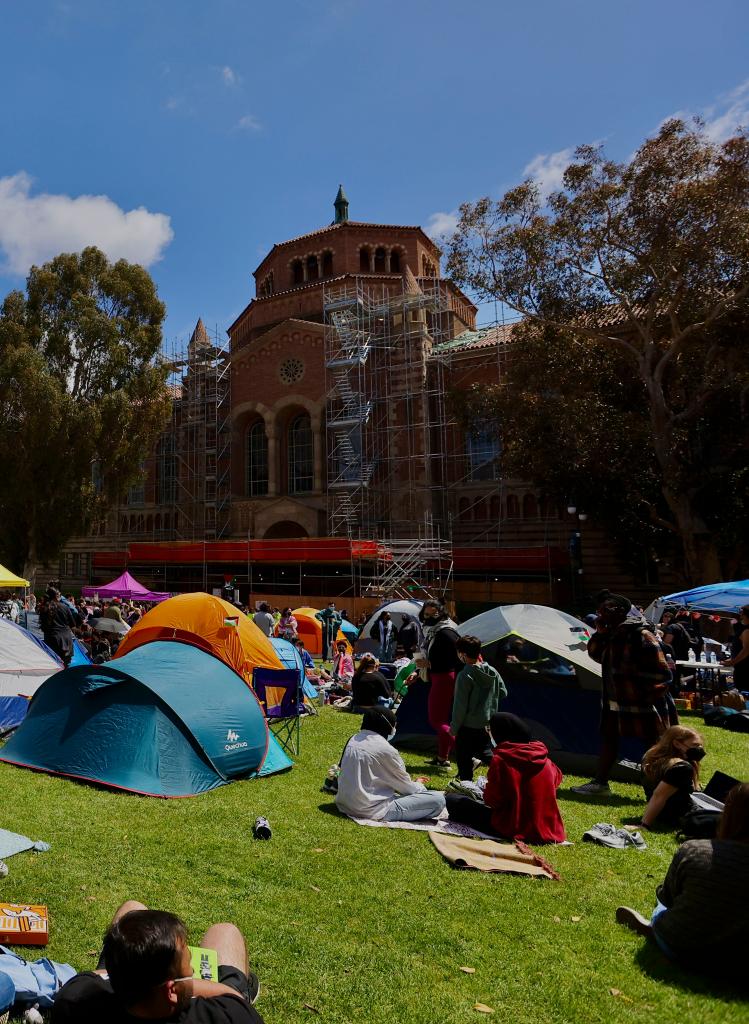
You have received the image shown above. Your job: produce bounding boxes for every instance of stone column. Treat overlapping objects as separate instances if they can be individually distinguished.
[317,254,323,279]
[302,262,309,282]
[268,431,279,496]
[312,418,323,492]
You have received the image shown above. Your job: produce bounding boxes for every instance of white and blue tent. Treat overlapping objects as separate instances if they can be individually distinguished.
[0,619,64,734]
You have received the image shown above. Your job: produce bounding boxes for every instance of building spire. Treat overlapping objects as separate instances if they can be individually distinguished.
[333,184,349,224]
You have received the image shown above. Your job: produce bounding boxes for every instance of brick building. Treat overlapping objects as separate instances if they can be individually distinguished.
[59,189,668,614]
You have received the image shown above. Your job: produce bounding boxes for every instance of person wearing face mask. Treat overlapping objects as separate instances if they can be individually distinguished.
[640,726,706,829]
[335,708,446,822]
[416,598,462,768]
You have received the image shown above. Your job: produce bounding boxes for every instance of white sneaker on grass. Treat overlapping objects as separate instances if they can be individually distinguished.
[570,780,611,795]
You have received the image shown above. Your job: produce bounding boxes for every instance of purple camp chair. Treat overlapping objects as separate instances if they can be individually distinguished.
[253,668,302,755]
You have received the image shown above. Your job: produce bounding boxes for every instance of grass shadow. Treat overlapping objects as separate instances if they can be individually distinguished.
[317,801,344,817]
[558,790,643,808]
[634,942,749,1000]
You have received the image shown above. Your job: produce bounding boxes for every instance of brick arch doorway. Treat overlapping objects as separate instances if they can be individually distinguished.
[263,520,309,539]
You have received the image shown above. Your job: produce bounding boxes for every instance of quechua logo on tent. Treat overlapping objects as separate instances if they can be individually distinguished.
[225,729,248,751]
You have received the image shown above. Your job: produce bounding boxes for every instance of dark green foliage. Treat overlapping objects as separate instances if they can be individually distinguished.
[0,247,170,583]
[445,121,749,583]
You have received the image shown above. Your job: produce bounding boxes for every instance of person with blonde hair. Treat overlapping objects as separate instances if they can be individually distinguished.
[616,782,749,971]
[640,725,705,829]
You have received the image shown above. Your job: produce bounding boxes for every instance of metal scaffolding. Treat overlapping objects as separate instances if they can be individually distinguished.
[112,320,232,545]
[324,275,458,600]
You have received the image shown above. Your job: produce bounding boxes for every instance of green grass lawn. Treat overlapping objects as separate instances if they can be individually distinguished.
[1,709,747,1023]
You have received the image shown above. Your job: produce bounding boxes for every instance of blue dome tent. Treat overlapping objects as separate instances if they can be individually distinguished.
[269,636,318,700]
[0,640,291,797]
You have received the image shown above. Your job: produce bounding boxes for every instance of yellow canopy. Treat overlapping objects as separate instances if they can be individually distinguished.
[0,564,29,587]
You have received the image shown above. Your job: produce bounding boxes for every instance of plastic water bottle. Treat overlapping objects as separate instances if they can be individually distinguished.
[700,651,707,664]
[688,649,695,662]
[709,651,717,664]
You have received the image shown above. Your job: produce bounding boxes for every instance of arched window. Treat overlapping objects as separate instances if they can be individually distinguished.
[322,251,333,276]
[246,421,269,497]
[155,513,161,532]
[490,495,501,521]
[458,497,471,521]
[506,495,520,518]
[474,496,488,521]
[359,247,370,272]
[288,413,314,494]
[390,249,401,272]
[374,247,387,272]
[523,494,538,519]
[157,435,176,505]
[466,431,500,481]
[291,260,303,285]
[306,255,319,281]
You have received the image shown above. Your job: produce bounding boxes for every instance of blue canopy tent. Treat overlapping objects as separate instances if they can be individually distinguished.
[646,580,749,620]
[0,640,291,797]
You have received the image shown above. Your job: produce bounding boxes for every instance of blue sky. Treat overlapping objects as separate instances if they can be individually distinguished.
[1,0,748,345]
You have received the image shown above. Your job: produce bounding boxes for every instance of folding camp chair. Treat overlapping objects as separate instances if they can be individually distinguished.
[253,668,303,756]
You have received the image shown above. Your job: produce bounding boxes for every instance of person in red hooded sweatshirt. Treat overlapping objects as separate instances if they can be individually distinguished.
[444,712,566,844]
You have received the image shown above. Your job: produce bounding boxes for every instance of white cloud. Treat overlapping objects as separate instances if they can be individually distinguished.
[700,78,749,142]
[662,79,749,144]
[523,146,575,200]
[425,210,459,240]
[221,65,240,87]
[0,172,174,276]
[235,114,262,132]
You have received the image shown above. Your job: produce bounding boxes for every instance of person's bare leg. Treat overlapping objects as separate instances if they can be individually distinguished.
[97,901,148,971]
[201,923,248,975]
[111,900,148,925]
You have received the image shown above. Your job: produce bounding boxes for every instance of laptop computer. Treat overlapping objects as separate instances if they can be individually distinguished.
[691,770,743,811]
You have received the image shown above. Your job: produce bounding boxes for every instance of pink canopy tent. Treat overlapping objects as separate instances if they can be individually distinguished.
[82,571,171,603]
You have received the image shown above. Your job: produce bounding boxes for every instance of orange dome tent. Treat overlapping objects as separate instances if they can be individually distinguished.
[290,607,350,657]
[114,593,283,684]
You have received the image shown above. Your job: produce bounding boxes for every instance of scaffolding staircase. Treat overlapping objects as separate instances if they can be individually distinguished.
[325,286,375,537]
[366,535,453,601]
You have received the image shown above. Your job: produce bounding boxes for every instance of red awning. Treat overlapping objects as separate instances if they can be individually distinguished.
[94,538,384,567]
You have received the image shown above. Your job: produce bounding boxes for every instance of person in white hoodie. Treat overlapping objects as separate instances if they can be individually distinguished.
[335,709,446,822]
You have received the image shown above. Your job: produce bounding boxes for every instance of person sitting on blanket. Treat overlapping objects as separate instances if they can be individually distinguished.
[335,708,446,822]
[616,782,749,973]
[51,901,264,1023]
[445,712,566,844]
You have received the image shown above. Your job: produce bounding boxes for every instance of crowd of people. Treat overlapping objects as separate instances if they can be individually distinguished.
[1,583,746,1016]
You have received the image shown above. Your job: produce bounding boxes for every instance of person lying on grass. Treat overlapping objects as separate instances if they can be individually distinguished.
[51,902,264,1023]
[616,781,749,972]
[445,712,566,844]
[640,725,706,830]
[335,708,446,822]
